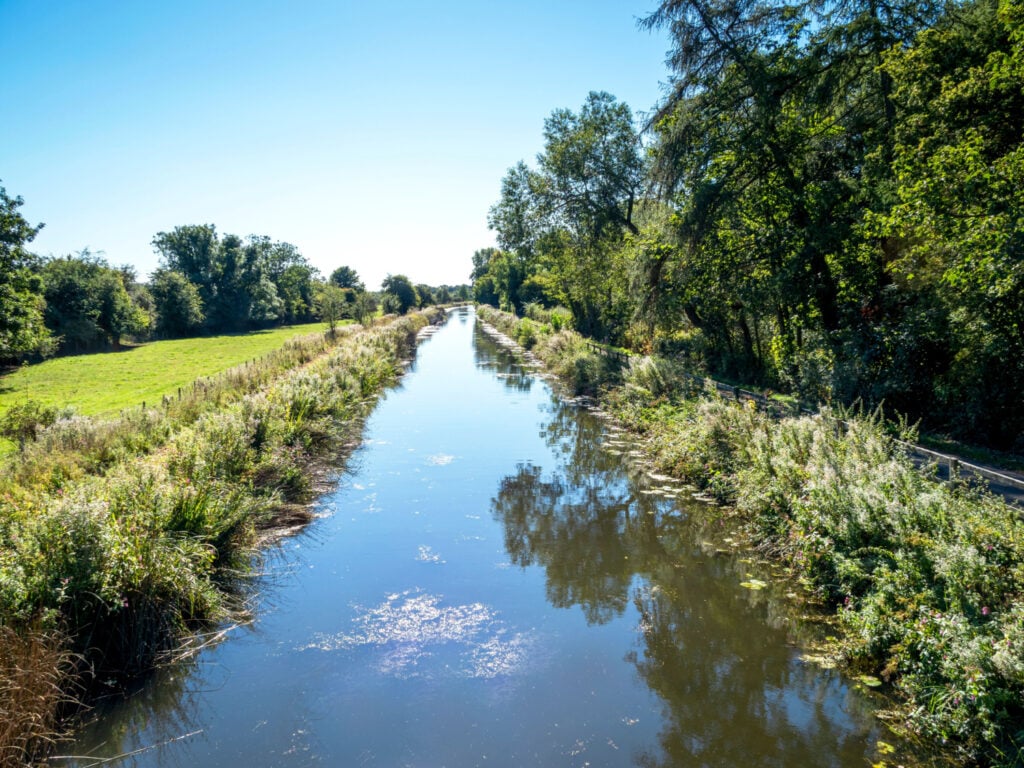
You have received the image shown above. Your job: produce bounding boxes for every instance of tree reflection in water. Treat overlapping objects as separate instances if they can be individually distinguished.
[490,394,902,767]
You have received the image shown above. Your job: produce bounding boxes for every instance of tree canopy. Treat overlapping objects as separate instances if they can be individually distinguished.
[475,0,1024,450]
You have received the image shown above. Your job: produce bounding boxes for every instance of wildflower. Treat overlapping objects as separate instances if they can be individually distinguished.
[981,606,990,616]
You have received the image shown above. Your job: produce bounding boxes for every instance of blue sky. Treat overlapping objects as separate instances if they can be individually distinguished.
[2,1,669,288]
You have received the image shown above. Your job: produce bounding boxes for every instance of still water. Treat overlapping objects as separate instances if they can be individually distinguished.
[61,307,903,767]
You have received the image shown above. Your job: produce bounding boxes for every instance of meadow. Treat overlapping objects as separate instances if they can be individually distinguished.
[0,322,337,419]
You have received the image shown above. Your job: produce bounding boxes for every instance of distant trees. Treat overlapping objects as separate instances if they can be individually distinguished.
[0,180,467,364]
[151,225,317,335]
[150,268,205,338]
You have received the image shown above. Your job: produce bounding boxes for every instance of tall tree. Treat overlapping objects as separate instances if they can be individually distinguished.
[487,93,644,339]
[42,252,147,351]
[151,224,220,316]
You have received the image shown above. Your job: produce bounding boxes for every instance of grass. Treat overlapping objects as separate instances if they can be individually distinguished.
[0,322,339,419]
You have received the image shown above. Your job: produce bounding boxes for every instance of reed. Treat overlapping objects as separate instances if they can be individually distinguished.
[0,627,72,768]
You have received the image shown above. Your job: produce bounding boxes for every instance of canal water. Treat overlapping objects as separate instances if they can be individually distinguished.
[60,307,906,767]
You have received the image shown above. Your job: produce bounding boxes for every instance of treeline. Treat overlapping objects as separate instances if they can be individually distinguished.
[0,193,468,359]
[473,0,1024,451]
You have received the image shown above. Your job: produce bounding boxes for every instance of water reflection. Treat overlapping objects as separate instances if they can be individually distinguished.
[472,324,535,393]
[490,394,901,767]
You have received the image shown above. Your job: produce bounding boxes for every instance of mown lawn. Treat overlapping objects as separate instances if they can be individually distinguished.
[0,322,337,419]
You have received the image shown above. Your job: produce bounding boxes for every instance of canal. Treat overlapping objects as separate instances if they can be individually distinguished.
[60,306,905,767]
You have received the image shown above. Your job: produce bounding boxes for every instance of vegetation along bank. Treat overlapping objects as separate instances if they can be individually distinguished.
[478,304,1024,767]
[0,310,438,766]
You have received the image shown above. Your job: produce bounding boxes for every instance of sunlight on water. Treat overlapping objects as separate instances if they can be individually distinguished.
[299,591,534,680]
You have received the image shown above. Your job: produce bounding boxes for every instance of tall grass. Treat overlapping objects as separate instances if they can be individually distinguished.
[0,627,71,768]
[0,311,437,761]
[485,304,1024,765]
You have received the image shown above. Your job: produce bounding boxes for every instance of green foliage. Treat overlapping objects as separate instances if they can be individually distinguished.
[604,368,1024,762]
[329,265,364,291]
[478,306,619,395]
[41,252,149,350]
[380,273,418,315]
[151,225,314,335]
[483,93,644,341]
[0,401,58,452]
[149,269,204,338]
[0,185,53,361]
[316,284,350,332]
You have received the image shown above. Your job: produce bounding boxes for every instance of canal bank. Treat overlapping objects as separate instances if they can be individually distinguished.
[59,307,916,767]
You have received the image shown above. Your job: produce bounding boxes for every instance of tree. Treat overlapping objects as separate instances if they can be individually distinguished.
[42,252,148,351]
[873,0,1024,447]
[538,91,643,239]
[149,269,205,338]
[316,283,349,334]
[353,291,377,325]
[330,265,364,291]
[380,274,418,315]
[277,263,319,324]
[151,224,219,314]
[415,284,435,308]
[0,185,52,360]
[486,93,645,338]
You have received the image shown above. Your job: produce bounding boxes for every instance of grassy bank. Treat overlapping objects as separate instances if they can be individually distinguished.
[0,311,436,765]
[0,321,342,420]
[478,305,1024,766]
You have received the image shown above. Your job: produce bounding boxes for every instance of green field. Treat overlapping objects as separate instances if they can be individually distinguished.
[0,322,335,418]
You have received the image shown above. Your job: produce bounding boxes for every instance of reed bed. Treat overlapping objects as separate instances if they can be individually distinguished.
[0,311,436,761]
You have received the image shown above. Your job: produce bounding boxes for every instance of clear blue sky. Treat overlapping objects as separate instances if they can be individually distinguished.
[2,1,669,288]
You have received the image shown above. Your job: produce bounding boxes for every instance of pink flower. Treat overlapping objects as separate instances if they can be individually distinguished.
[982,606,990,616]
